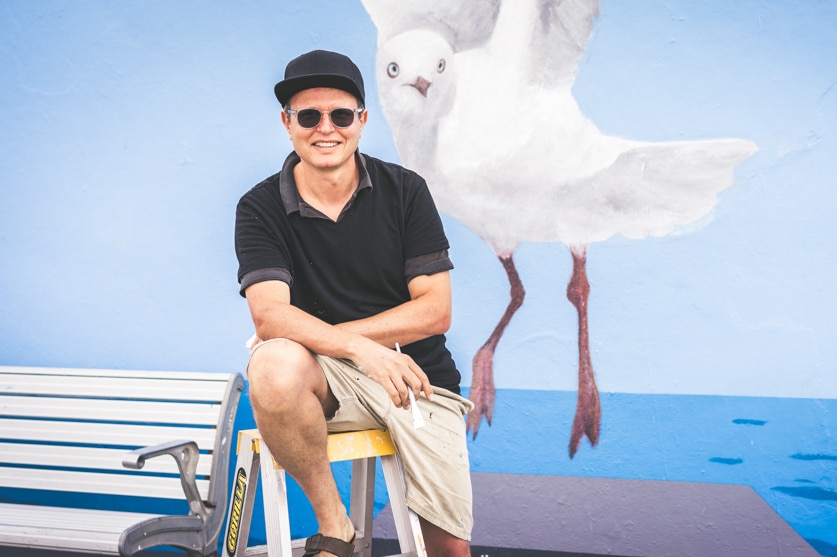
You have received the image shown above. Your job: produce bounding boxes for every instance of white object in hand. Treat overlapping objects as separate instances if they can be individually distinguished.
[396,343,426,430]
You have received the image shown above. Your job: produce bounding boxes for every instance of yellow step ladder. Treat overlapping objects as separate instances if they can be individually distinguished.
[222,428,427,557]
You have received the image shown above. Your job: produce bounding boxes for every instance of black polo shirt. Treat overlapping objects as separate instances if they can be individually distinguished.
[235,151,461,392]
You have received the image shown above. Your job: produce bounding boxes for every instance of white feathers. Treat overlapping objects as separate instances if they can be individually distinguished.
[360,0,500,50]
[365,0,758,255]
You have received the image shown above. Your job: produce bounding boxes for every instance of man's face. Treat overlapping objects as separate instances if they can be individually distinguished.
[282,87,367,172]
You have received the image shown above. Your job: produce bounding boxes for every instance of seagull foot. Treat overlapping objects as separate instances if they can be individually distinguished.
[568,374,601,458]
[466,344,496,438]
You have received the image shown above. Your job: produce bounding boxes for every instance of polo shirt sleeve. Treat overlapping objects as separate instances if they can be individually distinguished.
[234,179,293,297]
[401,171,454,280]
[405,249,453,282]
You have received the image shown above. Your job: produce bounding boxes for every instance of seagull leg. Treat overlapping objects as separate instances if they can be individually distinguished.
[467,253,525,438]
[566,246,601,458]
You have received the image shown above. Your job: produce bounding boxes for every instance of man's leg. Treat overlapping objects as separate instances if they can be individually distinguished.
[247,339,355,546]
[420,517,471,557]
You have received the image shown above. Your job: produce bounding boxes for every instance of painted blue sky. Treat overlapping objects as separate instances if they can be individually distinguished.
[1,0,835,398]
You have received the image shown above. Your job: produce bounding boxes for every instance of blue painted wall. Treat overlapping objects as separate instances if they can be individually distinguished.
[1,0,835,554]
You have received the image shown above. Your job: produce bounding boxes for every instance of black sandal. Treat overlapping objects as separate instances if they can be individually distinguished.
[302,533,356,557]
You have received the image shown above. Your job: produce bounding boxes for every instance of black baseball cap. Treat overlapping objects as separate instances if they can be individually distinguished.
[274,50,365,107]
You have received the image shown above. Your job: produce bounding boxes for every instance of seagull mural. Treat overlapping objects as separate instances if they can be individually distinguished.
[361,0,758,457]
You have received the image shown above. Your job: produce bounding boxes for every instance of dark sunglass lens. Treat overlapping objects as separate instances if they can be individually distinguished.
[330,109,355,127]
[296,109,322,128]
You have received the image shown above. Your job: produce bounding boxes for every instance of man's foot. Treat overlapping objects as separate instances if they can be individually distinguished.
[302,532,355,557]
[302,515,355,557]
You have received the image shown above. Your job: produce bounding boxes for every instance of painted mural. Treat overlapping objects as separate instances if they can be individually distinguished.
[363,0,757,457]
[0,1,835,555]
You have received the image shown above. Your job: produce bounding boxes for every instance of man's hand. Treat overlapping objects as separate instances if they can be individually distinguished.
[352,339,433,410]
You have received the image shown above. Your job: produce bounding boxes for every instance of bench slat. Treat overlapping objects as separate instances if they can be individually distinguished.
[0,502,163,553]
[0,365,236,382]
[0,396,221,425]
[0,467,210,499]
[0,418,218,450]
[0,442,214,476]
[0,502,156,532]
[0,373,229,401]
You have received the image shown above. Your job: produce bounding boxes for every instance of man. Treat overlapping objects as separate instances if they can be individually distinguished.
[235,49,473,557]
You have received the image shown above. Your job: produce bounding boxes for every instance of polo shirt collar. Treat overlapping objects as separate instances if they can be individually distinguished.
[278,150,372,217]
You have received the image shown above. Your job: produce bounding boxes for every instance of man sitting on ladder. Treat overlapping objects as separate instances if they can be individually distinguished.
[235,48,474,557]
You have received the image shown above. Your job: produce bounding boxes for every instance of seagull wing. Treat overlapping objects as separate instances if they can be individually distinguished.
[360,0,500,50]
[554,138,759,245]
[529,0,600,85]
[480,0,599,87]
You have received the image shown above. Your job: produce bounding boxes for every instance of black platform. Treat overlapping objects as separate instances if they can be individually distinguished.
[372,472,818,557]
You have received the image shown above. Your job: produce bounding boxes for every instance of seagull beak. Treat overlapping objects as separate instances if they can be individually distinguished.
[409,76,431,97]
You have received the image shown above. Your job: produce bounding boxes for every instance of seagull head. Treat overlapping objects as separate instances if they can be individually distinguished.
[377,29,457,121]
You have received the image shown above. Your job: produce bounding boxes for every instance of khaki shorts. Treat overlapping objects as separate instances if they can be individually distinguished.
[249,339,475,541]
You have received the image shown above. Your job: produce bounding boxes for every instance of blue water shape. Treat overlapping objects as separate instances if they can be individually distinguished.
[732,418,768,426]
[709,457,744,465]
[771,486,837,501]
[792,453,837,462]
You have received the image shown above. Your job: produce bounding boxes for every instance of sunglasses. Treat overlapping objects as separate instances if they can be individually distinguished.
[285,107,364,129]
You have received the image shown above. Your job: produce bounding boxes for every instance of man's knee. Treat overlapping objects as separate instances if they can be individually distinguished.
[248,339,320,407]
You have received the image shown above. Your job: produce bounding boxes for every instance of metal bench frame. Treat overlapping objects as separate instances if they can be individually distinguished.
[0,366,244,556]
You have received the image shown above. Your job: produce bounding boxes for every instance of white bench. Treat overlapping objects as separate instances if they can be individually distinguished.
[0,366,245,557]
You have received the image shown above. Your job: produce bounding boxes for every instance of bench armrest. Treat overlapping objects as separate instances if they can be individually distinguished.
[123,440,209,519]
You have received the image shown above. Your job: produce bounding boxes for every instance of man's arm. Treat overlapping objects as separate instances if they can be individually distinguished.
[335,270,452,348]
[244,273,452,407]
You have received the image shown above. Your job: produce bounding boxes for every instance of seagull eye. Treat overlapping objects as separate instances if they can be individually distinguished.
[437,59,446,73]
[387,62,399,78]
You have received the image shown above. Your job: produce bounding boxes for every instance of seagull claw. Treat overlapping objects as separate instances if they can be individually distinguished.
[467,344,496,438]
[568,371,601,458]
